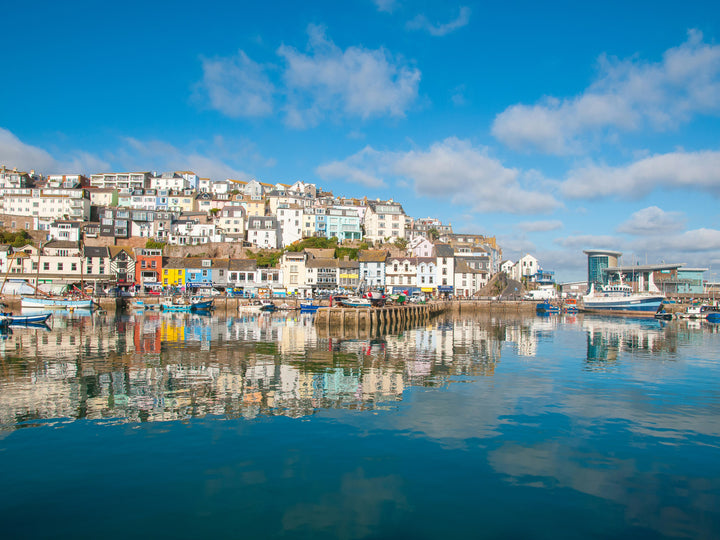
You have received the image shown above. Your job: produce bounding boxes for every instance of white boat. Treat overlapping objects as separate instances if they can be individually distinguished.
[238,300,276,313]
[679,304,716,319]
[21,296,94,309]
[340,296,372,308]
[581,282,664,315]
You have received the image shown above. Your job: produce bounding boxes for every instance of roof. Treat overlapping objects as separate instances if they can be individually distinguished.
[434,244,454,257]
[43,240,79,249]
[83,246,109,258]
[305,248,335,259]
[358,250,388,263]
[229,259,257,271]
[306,258,338,269]
[108,246,134,259]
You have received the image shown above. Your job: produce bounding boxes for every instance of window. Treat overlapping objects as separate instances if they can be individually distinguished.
[43,262,50,271]
[151,261,156,268]
[57,263,63,271]
[71,263,77,272]
[141,260,146,269]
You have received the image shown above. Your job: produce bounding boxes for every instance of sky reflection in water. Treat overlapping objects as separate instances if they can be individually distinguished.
[0,311,718,539]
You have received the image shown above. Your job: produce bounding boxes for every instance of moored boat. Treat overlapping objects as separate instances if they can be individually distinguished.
[536,301,560,314]
[21,296,94,310]
[340,296,372,308]
[1,312,52,325]
[160,295,214,312]
[300,302,320,313]
[580,282,664,316]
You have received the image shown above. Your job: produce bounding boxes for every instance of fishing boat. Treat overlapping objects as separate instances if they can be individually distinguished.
[580,282,664,316]
[340,296,372,308]
[21,296,94,310]
[564,298,578,313]
[0,312,52,325]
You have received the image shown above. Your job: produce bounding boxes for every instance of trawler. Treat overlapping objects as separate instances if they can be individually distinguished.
[581,281,664,315]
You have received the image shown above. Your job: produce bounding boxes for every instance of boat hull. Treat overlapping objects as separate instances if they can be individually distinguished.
[580,295,664,316]
[3,312,53,324]
[21,296,93,309]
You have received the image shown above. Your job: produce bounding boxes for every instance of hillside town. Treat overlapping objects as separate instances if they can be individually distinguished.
[0,165,557,299]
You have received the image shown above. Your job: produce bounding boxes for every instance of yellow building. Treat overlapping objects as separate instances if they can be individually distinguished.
[162,257,186,288]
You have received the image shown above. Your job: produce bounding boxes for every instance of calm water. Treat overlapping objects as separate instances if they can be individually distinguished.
[0,310,719,539]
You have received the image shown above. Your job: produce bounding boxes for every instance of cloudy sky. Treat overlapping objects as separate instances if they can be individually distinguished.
[2,0,720,281]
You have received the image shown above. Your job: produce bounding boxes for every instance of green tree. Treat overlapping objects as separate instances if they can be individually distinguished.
[393,237,408,250]
[428,227,439,240]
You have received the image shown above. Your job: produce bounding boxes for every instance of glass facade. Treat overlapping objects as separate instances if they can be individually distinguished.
[588,256,609,287]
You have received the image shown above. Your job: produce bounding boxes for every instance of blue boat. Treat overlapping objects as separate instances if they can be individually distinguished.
[300,302,320,313]
[536,301,560,314]
[1,312,52,325]
[21,296,94,310]
[706,312,720,323]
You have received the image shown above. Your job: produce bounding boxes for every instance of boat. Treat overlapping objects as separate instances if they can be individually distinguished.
[300,302,320,313]
[340,296,372,308]
[707,312,720,323]
[536,301,560,314]
[564,298,578,313]
[580,282,664,316]
[160,295,214,312]
[238,300,276,313]
[0,312,52,325]
[21,296,94,310]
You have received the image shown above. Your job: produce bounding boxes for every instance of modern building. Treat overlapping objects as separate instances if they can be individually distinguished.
[583,250,622,288]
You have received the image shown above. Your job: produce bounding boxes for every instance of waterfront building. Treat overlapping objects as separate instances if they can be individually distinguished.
[358,250,388,289]
[227,259,258,295]
[416,257,437,295]
[386,256,418,292]
[513,254,539,281]
[338,258,360,291]
[162,257,187,290]
[134,248,163,292]
[184,258,214,291]
[305,257,339,294]
[454,259,489,298]
[434,244,455,296]
[281,251,309,296]
[583,250,622,288]
[212,259,230,290]
[109,247,135,292]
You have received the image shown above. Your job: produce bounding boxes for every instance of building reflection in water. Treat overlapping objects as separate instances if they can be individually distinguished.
[0,311,708,427]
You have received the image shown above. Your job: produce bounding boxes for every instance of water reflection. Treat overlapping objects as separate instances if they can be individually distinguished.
[0,312,717,429]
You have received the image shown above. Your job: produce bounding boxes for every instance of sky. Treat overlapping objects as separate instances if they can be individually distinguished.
[2,0,720,281]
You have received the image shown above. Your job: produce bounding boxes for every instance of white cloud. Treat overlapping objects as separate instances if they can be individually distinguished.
[316,137,560,214]
[616,206,686,236]
[278,25,420,128]
[561,150,720,199]
[517,220,564,233]
[372,0,398,13]
[392,138,559,213]
[492,30,720,154]
[0,127,109,175]
[316,146,387,188]
[406,6,471,37]
[198,51,275,118]
[638,228,720,253]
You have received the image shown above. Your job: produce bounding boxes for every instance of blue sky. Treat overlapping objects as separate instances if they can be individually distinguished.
[2,0,720,281]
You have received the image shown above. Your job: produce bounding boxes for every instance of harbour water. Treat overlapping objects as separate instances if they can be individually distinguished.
[0,311,719,539]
